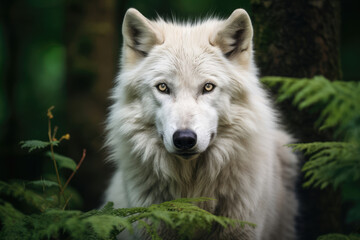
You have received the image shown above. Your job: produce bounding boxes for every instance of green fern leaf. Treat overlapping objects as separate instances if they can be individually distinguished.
[20,140,59,152]
[0,201,29,240]
[84,214,133,237]
[288,142,358,189]
[27,180,59,189]
[261,76,360,140]
[138,219,162,240]
[317,233,360,240]
[0,195,254,240]
[0,181,52,211]
[45,151,77,171]
[0,201,24,224]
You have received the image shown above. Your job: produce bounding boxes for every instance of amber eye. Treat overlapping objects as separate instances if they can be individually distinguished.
[203,83,215,93]
[156,83,170,94]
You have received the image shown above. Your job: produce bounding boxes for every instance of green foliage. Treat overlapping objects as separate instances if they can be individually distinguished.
[261,76,360,139]
[26,179,59,189]
[262,76,360,232]
[0,181,54,211]
[0,187,250,240]
[20,140,59,152]
[317,234,360,240]
[45,151,77,171]
[0,107,252,239]
[288,142,358,189]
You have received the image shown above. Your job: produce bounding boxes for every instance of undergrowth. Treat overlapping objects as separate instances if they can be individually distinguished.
[262,76,360,239]
[0,107,253,240]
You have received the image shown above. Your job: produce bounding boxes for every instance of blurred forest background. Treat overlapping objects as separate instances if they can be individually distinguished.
[1,0,360,239]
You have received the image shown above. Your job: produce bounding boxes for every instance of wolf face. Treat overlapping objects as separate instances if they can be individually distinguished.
[152,73,219,159]
[119,9,254,160]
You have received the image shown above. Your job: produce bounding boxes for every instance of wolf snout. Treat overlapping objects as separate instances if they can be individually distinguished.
[173,129,197,150]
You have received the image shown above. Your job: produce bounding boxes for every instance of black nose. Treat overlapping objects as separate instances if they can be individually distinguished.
[173,129,197,150]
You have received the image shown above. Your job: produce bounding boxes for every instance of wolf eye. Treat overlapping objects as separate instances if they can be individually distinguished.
[156,83,170,94]
[203,83,215,93]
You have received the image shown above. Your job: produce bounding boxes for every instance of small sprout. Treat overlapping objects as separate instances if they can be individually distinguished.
[60,134,70,141]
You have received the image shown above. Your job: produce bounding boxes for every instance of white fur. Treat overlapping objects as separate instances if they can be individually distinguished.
[104,8,298,240]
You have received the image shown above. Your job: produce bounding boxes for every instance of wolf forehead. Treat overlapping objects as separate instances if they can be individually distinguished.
[125,12,218,48]
[121,8,254,70]
[122,15,222,68]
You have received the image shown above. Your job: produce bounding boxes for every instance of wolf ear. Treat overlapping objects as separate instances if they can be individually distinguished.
[210,9,253,63]
[122,8,163,59]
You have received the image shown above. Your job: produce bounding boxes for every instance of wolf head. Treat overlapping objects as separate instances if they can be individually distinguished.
[112,9,257,161]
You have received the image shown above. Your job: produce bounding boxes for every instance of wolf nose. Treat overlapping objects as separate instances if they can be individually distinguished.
[173,130,197,150]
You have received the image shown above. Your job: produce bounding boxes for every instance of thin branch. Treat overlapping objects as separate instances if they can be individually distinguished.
[61,149,86,194]
[48,118,63,192]
[62,195,73,210]
[47,106,65,205]
[52,126,58,141]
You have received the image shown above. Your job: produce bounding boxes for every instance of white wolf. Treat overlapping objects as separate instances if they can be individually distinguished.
[104,8,298,240]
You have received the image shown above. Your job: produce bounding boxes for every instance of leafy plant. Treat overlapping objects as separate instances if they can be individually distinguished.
[17,106,84,209]
[0,107,253,239]
[261,76,360,238]
[317,234,360,240]
[0,192,251,240]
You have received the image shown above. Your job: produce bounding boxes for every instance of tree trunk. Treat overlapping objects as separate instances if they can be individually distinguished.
[251,0,342,239]
[251,0,341,80]
[65,0,117,210]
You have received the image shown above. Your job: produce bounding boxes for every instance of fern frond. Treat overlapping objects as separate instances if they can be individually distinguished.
[0,197,253,240]
[0,201,25,224]
[262,76,360,214]
[105,198,254,238]
[20,140,59,152]
[0,208,130,240]
[317,233,360,240]
[0,181,53,211]
[134,198,254,238]
[84,214,133,238]
[26,179,59,189]
[261,76,360,139]
[0,201,29,240]
[289,142,358,189]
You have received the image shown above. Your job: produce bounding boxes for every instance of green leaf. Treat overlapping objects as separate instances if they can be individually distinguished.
[317,233,360,240]
[27,180,59,189]
[84,214,133,237]
[0,201,25,224]
[261,76,360,140]
[0,195,255,240]
[0,181,52,211]
[45,151,77,171]
[20,140,58,152]
[0,201,28,240]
